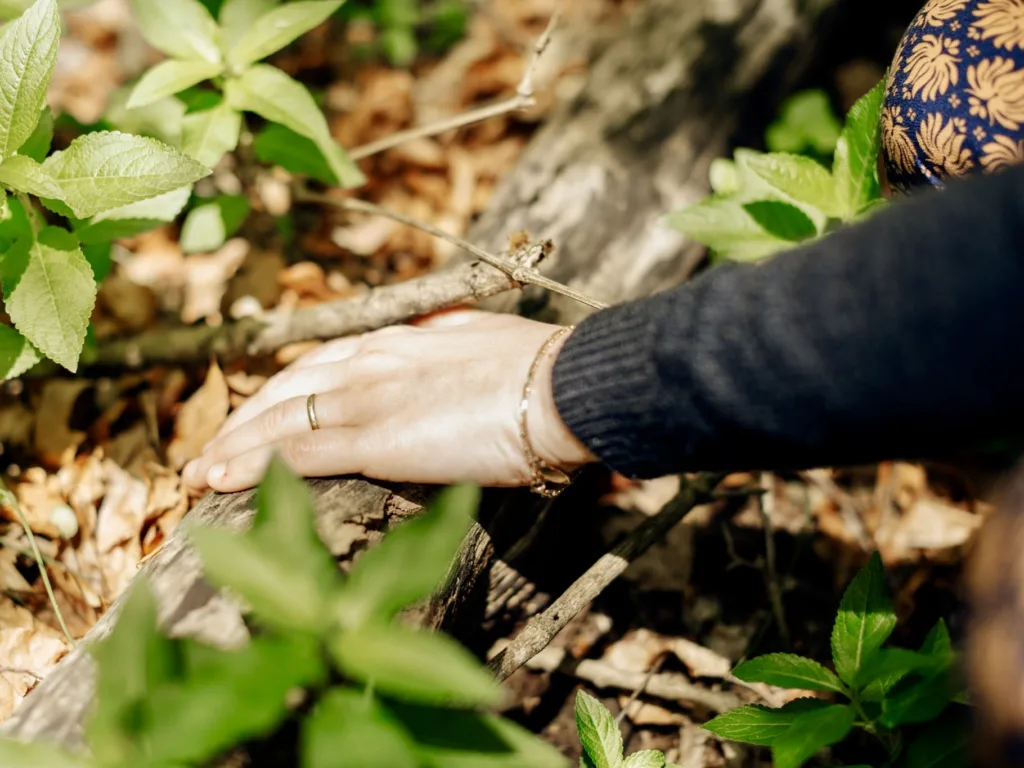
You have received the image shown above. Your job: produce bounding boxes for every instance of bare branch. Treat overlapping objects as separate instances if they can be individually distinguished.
[486,473,723,682]
[348,11,561,162]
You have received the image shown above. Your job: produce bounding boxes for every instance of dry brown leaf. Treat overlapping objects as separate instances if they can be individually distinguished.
[33,380,90,469]
[0,549,31,593]
[8,469,62,539]
[181,239,250,324]
[0,401,33,453]
[617,697,687,726]
[0,598,71,722]
[166,362,230,470]
[890,497,983,553]
[95,460,147,554]
[97,274,158,333]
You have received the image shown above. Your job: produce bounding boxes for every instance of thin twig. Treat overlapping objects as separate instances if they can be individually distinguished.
[487,473,723,682]
[348,11,561,161]
[616,653,667,726]
[0,481,75,646]
[758,472,790,646]
[299,192,609,310]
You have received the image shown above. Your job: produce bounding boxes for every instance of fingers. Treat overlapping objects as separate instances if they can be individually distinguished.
[410,308,491,329]
[184,389,352,489]
[216,359,353,439]
[203,428,364,493]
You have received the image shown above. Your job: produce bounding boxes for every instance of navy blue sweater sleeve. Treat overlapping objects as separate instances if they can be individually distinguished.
[551,165,1024,478]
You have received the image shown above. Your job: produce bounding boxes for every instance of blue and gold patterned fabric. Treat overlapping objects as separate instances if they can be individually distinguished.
[883,0,1024,192]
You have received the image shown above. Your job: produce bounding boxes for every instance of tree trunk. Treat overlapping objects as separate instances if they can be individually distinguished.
[2,0,844,749]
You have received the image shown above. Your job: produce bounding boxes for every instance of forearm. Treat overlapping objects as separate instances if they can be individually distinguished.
[552,165,1024,478]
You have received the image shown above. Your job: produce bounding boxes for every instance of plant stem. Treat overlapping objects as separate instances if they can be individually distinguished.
[0,479,75,646]
[16,192,41,235]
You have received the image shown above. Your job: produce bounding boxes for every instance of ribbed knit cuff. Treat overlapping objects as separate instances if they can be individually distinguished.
[551,297,671,479]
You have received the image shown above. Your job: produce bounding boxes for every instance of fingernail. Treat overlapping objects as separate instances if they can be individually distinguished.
[182,460,200,484]
[208,464,227,484]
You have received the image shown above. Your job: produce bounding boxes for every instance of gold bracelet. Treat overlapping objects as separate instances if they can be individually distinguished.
[518,325,576,498]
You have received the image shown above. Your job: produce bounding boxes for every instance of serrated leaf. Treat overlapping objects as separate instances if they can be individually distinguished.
[142,635,326,765]
[879,671,955,728]
[703,699,831,747]
[733,653,845,693]
[920,619,953,662]
[664,197,792,263]
[83,242,111,282]
[254,122,337,184]
[337,484,477,627]
[833,77,886,219]
[388,702,567,768]
[574,690,623,768]
[301,688,418,768]
[220,0,281,51]
[742,201,817,242]
[738,152,838,217]
[0,738,89,768]
[104,87,185,147]
[622,751,665,768]
[831,551,896,687]
[225,64,365,187]
[19,105,52,162]
[0,324,39,379]
[0,154,63,199]
[0,0,60,158]
[129,0,221,63]
[228,0,343,69]
[330,624,504,708]
[857,648,943,690]
[179,194,250,253]
[765,90,842,157]
[181,102,241,167]
[2,228,96,372]
[770,705,854,768]
[44,131,209,218]
[127,59,224,109]
[0,194,33,251]
[76,186,193,244]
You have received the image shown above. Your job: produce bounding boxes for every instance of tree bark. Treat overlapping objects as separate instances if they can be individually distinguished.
[2,0,843,748]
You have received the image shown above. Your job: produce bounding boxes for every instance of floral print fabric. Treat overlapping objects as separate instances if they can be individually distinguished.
[883,0,1024,191]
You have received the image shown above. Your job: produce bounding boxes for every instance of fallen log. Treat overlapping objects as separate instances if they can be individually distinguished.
[3,0,846,748]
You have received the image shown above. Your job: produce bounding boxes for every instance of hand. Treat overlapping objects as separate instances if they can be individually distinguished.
[182,310,596,493]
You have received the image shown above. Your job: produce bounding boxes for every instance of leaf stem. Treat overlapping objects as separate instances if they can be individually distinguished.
[0,479,75,646]
[16,192,41,235]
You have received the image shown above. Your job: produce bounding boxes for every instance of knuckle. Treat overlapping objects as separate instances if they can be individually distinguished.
[350,348,400,378]
[280,436,323,463]
[259,402,290,440]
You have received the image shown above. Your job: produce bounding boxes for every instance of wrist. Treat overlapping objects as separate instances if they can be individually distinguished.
[526,328,598,472]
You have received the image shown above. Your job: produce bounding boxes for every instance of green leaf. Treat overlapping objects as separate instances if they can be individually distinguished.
[742,201,817,242]
[83,242,112,282]
[337,484,477,627]
[88,579,182,766]
[127,59,224,109]
[733,653,846,694]
[76,186,192,244]
[44,131,209,218]
[143,635,326,764]
[0,194,33,250]
[833,77,886,219]
[0,0,60,158]
[189,525,331,634]
[0,155,63,199]
[179,194,250,253]
[104,87,185,147]
[765,90,842,157]
[220,0,280,51]
[738,152,838,217]
[2,228,97,372]
[708,158,737,195]
[575,690,623,768]
[129,0,222,63]
[228,0,343,69]
[19,105,52,163]
[770,705,855,768]
[858,648,943,702]
[703,699,831,747]
[388,702,568,768]
[254,122,337,184]
[225,64,365,187]
[920,619,953,662]
[181,101,241,167]
[664,197,792,263]
[330,623,504,708]
[0,324,39,379]
[879,672,954,729]
[301,688,418,768]
[0,739,89,768]
[622,752,665,768]
[831,551,896,687]
[903,715,970,768]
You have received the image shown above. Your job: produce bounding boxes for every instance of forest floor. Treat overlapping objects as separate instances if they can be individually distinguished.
[0,0,993,764]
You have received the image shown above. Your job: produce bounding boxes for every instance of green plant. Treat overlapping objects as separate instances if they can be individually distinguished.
[0,457,568,766]
[765,89,843,161]
[575,690,682,768]
[340,0,467,66]
[666,78,887,264]
[703,553,968,768]
[0,0,210,379]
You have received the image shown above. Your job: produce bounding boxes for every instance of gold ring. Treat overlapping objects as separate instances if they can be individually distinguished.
[306,393,320,431]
